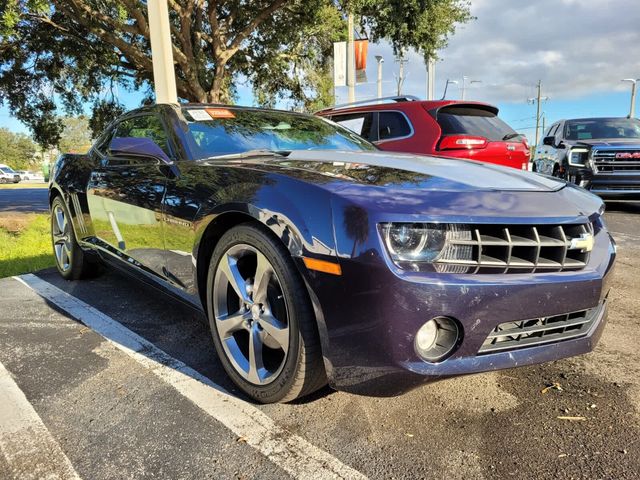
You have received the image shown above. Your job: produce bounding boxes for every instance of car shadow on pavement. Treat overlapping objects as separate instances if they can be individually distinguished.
[33,267,334,405]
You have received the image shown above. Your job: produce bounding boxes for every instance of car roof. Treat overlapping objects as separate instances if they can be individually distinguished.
[121,103,313,119]
[315,99,499,116]
[562,117,637,122]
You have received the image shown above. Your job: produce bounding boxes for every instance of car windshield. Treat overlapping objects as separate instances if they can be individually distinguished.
[564,118,640,140]
[437,105,519,142]
[182,107,376,159]
[1,167,15,174]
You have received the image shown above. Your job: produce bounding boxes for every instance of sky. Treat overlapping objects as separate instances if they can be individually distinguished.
[2,0,639,142]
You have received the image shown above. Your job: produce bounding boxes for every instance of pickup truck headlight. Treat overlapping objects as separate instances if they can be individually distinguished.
[380,223,473,268]
[568,148,590,167]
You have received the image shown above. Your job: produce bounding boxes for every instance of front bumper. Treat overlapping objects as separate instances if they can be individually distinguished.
[301,222,616,396]
[568,167,640,199]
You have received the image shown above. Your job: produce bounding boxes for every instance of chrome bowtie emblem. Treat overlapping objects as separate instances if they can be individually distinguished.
[569,232,594,252]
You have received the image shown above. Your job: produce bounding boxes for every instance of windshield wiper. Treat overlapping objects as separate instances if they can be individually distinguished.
[502,133,522,141]
[203,149,291,160]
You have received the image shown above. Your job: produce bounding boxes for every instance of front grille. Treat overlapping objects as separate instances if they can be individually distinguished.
[478,302,604,354]
[593,149,640,172]
[435,223,593,274]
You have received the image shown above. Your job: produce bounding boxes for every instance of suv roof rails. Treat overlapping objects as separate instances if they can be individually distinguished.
[316,95,422,113]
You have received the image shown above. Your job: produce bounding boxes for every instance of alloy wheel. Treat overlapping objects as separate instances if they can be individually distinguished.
[52,204,72,272]
[212,243,290,385]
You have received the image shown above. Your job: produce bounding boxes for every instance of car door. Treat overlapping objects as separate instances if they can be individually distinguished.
[86,113,173,278]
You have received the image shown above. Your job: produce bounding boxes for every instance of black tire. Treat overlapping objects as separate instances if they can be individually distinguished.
[206,223,326,403]
[50,196,101,280]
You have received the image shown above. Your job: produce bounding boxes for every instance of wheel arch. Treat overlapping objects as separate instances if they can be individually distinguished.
[193,202,335,381]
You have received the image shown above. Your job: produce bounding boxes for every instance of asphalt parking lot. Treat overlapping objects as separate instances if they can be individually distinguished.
[1,202,639,480]
[0,187,48,213]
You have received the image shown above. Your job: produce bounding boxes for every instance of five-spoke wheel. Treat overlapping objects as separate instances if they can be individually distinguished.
[213,244,290,385]
[207,224,326,403]
[50,196,100,280]
[52,203,72,272]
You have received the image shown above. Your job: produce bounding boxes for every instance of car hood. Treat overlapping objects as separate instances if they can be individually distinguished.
[275,150,565,193]
[571,139,640,147]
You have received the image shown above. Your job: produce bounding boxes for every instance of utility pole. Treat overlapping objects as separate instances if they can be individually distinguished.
[148,0,178,104]
[426,57,435,100]
[375,55,384,99]
[622,79,639,118]
[528,80,549,148]
[347,13,356,103]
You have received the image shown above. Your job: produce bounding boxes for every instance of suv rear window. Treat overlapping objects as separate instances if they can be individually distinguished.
[437,106,517,142]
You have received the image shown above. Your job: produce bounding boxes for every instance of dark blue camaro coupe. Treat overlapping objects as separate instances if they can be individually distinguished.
[50,104,616,403]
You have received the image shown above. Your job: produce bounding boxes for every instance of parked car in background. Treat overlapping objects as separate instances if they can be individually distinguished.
[0,164,21,183]
[50,103,615,403]
[16,170,45,182]
[316,96,530,170]
[533,117,640,200]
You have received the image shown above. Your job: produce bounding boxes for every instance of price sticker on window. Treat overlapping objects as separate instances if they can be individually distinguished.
[205,108,236,119]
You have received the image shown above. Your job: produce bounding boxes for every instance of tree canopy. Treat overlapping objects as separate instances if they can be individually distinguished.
[59,116,93,153]
[0,0,472,147]
[0,127,37,169]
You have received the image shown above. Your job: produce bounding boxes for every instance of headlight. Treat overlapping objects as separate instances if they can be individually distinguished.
[568,148,590,167]
[381,223,447,262]
[380,223,473,270]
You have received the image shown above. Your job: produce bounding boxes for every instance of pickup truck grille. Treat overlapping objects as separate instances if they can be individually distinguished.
[434,223,593,274]
[478,301,604,354]
[593,149,640,172]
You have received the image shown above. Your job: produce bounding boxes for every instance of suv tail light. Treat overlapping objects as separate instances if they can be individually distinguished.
[438,135,488,151]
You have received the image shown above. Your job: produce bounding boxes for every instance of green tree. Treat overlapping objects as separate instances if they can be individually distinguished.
[58,116,92,153]
[0,0,472,147]
[0,128,37,169]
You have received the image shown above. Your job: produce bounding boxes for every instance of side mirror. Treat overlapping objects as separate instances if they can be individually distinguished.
[542,136,555,147]
[109,136,172,164]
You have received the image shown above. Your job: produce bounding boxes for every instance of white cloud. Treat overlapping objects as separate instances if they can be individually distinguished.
[340,0,640,105]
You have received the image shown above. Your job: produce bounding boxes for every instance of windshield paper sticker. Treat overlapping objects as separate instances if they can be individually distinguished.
[187,109,213,121]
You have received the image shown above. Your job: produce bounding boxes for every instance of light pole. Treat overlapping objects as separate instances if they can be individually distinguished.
[441,79,458,100]
[621,78,639,118]
[460,75,481,100]
[426,57,436,100]
[147,0,178,104]
[375,55,384,99]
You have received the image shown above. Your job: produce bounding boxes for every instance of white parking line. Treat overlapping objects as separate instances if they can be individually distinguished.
[0,360,82,480]
[14,274,366,480]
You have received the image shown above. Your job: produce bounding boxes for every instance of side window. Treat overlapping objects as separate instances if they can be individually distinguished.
[111,115,171,157]
[549,123,560,138]
[331,113,374,141]
[378,111,412,141]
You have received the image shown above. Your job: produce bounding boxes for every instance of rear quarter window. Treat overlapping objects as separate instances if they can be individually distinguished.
[378,111,412,140]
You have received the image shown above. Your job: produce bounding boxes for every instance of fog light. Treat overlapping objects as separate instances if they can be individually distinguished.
[414,317,460,362]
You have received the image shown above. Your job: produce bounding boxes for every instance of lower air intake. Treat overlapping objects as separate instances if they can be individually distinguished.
[478,301,605,355]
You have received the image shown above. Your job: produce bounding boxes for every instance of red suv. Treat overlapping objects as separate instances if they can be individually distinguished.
[316,96,530,170]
